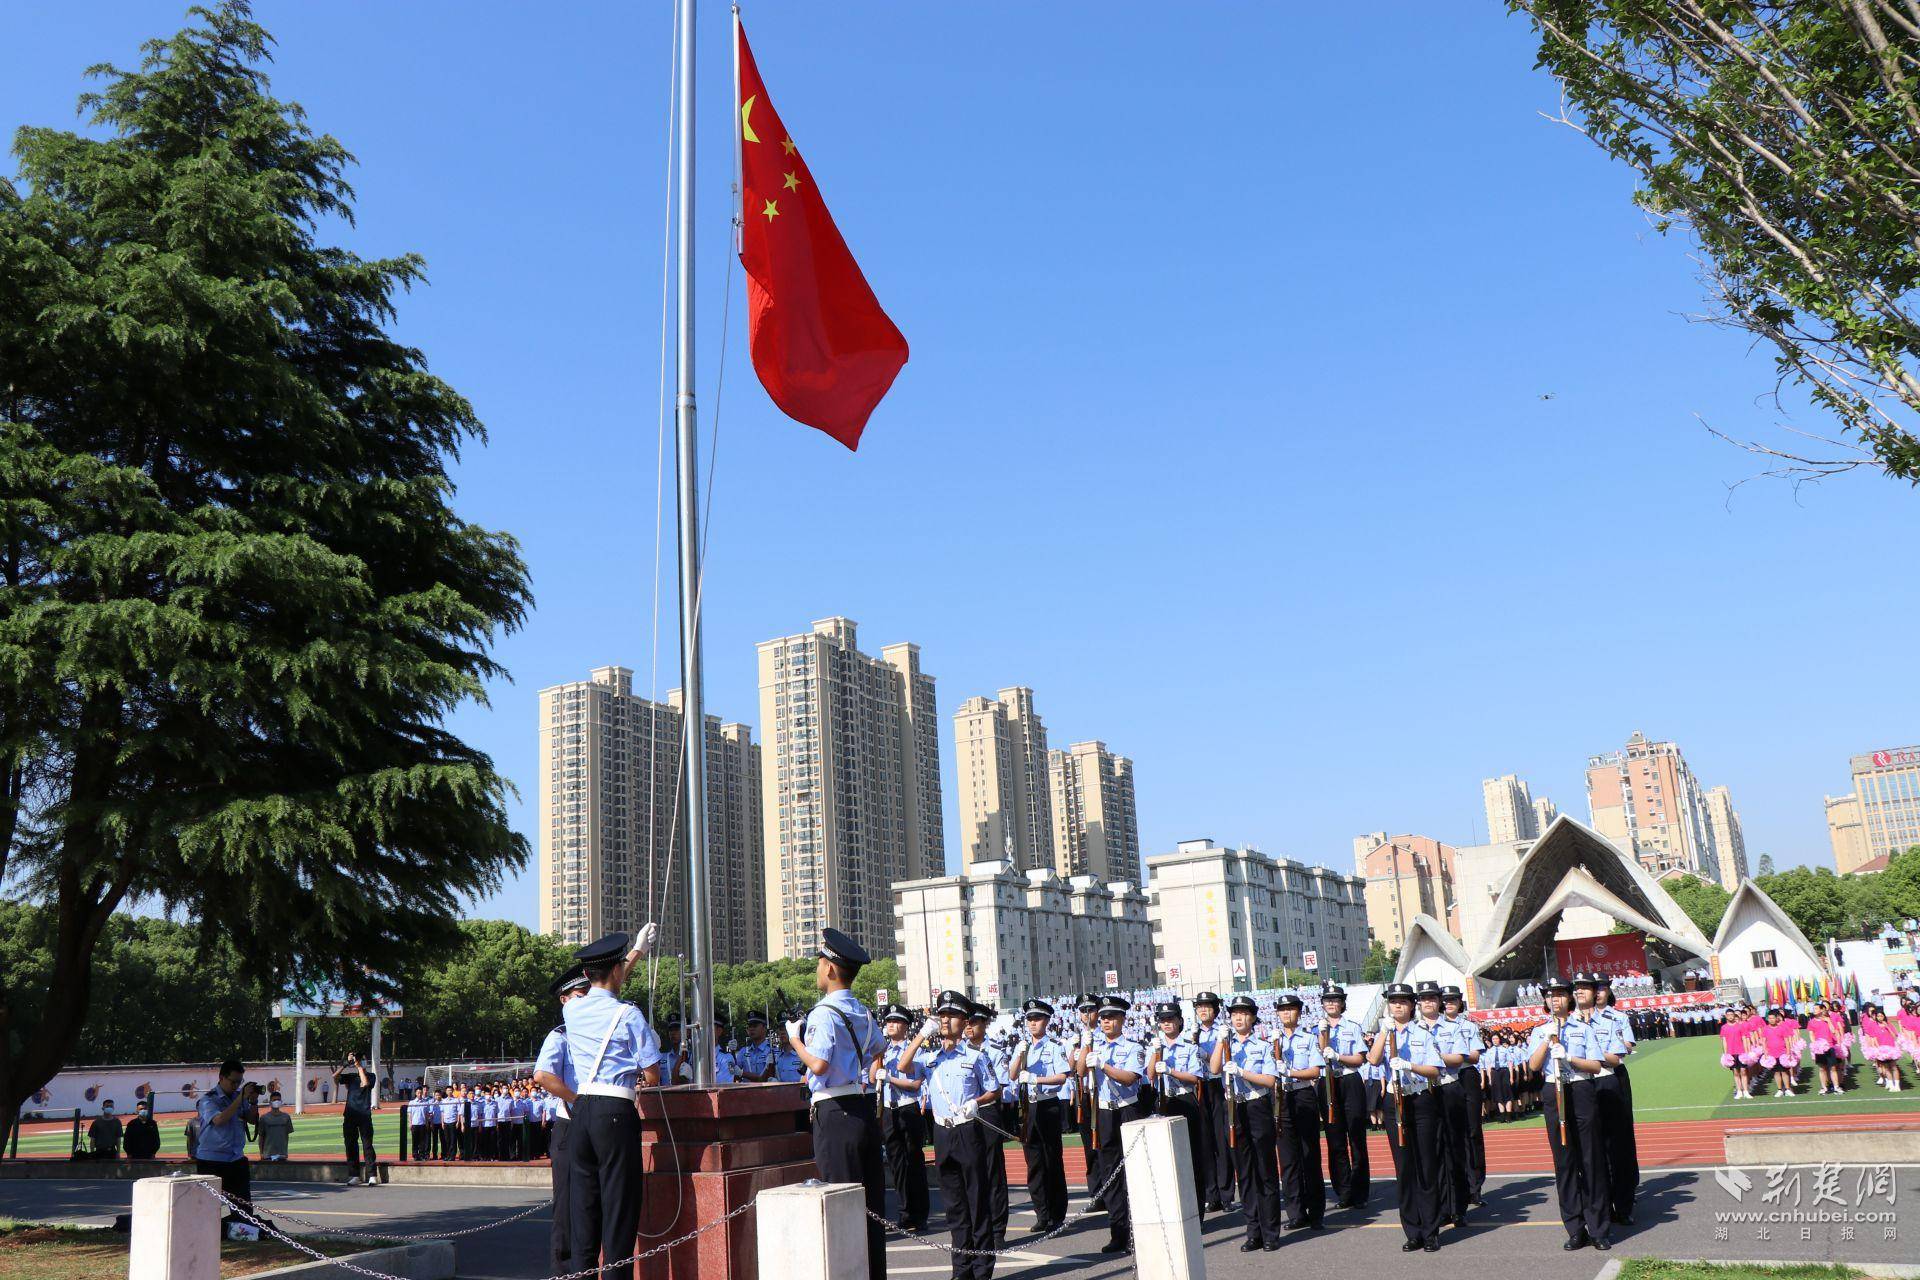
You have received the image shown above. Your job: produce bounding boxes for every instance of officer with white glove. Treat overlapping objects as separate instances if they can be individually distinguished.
[899,991,999,1265]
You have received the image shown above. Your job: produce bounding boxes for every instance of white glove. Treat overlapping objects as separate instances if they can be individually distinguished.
[1078,1029,1093,1048]
[1020,1071,1035,1086]
[1389,1056,1412,1073]
[785,1019,804,1045]
[1222,1061,1240,1078]
[631,922,659,959]
[1153,1061,1168,1076]
[920,1017,941,1042]
[957,1098,978,1121]
[1549,1045,1567,1061]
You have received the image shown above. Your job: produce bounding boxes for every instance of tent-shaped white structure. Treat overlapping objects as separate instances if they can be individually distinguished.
[1712,879,1826,1002]
[1393,913,1471,992]
[1466,815,1714,1004]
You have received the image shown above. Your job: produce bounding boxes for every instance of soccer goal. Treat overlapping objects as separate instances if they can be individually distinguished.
[421,1061,535,1092]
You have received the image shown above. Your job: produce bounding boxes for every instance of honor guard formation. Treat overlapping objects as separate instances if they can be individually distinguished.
[523,917,1665,1278]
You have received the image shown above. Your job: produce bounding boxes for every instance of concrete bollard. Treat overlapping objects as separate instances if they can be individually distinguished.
[755,1181,868,1280]
[130,1175,223,1280]
[1121,1115,1205,1280]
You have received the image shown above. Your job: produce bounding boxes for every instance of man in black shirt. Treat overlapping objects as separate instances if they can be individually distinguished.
[334,1054,378,1186]
[124,1101,161,1159]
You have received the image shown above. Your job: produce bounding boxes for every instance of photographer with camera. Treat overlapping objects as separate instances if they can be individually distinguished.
[334,1052,379,1186]
[195,1059,261,1223]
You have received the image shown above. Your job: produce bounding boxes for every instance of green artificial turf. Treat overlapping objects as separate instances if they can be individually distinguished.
[1617,1261,1865,1280]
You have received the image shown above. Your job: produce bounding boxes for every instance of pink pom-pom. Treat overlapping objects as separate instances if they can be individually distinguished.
[1760,1054,1778,1069]
[1739,1050,1762,1065]
[1812,1039,1831,1054]
[1720,1052,1737,1068]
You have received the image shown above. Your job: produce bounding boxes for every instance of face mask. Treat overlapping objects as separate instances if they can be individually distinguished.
[102,1107,114,1116]
[270,1100,282,1110]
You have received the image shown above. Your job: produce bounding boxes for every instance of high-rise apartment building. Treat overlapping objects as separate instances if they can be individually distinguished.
[893,861,1151,1008]
[1533,796,1559,834]
[1827,746,1920,873]
[953,688,1055,872]
[537,666,764,962]
[1482,774,1547,844]
[1585,732,1722,883]
[757,618,943,960]
[1826,794,1872,874]
[1147,839,1367,993]
[1048,740,1139,884]
[1704,785,1748,891]
[1353,833,1459,944]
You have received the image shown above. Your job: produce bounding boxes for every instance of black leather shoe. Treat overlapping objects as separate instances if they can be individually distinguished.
[1451,1216,1466,1229]
[1594,1240,1612,1252]
[1564,1239,1587,1251]
[1402,1241,1423,1253]
[1468,1196,1485,1208]
[1285,1220,1310,1232]
[1206,1201,1226,1213]
[1100,1240,1129,1255]
[1263,1241,1281,1252]
[1612,1211,1633,1225]
[1239,1241,1263,1253]
[1423,1238,1440,1252]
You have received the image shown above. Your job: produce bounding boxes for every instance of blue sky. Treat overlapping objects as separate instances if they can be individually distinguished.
[9,3,1916,931]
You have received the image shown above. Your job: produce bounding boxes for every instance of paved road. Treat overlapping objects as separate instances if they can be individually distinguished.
[5,1165,1918,1279]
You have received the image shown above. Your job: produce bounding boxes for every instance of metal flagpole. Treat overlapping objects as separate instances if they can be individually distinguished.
[674,0,715,1088]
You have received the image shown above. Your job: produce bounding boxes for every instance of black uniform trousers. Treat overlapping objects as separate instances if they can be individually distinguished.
[568,1093,643,1276]
[1383,1088,1440,1247]
[1226,1094,1281,1246]
[1277,1084,1325,1227]
[980,1101,1009,1241]
[1542,1080,1611,1246]
[813,1094,888,1280]
[1158,1091,1207,1213]
[547,1116,572,1272]
[410,1124,428,1162]
[1092,1100,1142,1247]
[1018,1098,1068,1230]
[1195,1080,1229,1208]
[1596,1066,1637,1218]
[1456,1068,1486,1200]
[880,1101,931,1229]
[1073,1099,1098,1197]
[1434,1080,1470,1221]
[342,1109,375,1179]
[933,1118,994,1280]
[1322,1071,1369,1207]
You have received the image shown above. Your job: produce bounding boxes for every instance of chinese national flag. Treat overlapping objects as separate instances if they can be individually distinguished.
[736,20,907,451]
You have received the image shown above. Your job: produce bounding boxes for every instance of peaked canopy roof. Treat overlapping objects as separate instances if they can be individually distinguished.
[1467,815,1715,982]
[1712,878,1823,963]
[1394,913,1471,981]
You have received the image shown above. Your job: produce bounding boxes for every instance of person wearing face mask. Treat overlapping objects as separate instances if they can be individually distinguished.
[124,1100,161,1160]
[258,1092,294,1162]
[88,1100,124,1158]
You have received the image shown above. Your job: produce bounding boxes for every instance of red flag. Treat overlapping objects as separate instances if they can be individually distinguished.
[735,20,908,451]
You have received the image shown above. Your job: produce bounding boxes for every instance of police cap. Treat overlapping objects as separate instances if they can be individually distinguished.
[934,989,972,1016]
[1320,983,1348,1001]
[548,964,590,998]
[573,932,631,966]
[1274,992,1303,1010]
[1075,992,1100,1012]
[1022,999,1054,1019]
[1097,995,1128,1017]
[1383,982,1416,1001]
[1227,994,1260,1017]
[818,928,871,973]
[1193,991,1223,1009]
[1154,1001,1183,1021]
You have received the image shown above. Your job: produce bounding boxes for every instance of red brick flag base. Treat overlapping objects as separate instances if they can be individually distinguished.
[636,1083,815,1280]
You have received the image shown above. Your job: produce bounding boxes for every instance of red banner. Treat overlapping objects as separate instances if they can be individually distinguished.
[1555,930,1648,978]
[1466,990,1715,1023]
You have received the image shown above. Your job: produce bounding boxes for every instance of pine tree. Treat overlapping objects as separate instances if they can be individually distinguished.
[0,2,530,1144]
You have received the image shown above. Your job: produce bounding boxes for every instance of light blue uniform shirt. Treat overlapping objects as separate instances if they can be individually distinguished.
[1417,1018,1458,1084]
[880,1038,927,1108]
[735,1038,776,1080]
[1088,1033,1145,1108]
[1012,1036,1074,1101]
[1597,1007,1635,1052]
[713,1049,736,1084]
[561,986,664,1089]
[437,1097,460,1124]
[802,990,880,1096]
[1192,1020,1228,1080]
[775,1048,804,1082]
[1273,1025,1326,1084]
[922,1043,996,1123]
[1382,1020,1444,1095]
[1151,1035,1204,1098]
[1439,1015,1485,1067]
[1529,1014,1615,1083]
[1222,1031,1276,1100]
[408,1097,431,1125]
[194,1087,255,1163]
[537,1024,578,1094]
[1321,1017,1368,1075]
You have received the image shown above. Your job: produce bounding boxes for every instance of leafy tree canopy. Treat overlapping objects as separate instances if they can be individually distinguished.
[0,1,529,1142]
[1513,0,1920,487]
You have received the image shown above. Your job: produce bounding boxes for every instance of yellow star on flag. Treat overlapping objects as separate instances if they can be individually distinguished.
[761,198,780,220]
[783,171,801,192]
[781,135,797,155]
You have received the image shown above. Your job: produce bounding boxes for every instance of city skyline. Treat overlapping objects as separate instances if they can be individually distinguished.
[15,7,1903,932]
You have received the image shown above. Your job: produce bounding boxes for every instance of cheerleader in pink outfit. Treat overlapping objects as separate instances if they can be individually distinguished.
[1720,1007,1755,1099]
[1810,1002,1849,1095]
[1860,1008,1903,1090]
[1760,1008,1802,1097]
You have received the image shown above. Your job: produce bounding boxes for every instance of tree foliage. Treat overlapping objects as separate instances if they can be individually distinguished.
[0,2,529,1143]
[1663,873,1733,938]
[1513,0,1920,487]
[1359,940,1399,984]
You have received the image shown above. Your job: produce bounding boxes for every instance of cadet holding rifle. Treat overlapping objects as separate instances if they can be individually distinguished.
[1210,994,1281,1252]
[1009,999,1071,1234]
[1146,1001,1208,1215]
[1369,982,1444,1253]
[1190,992,1231,1212]
[1316,983,1370,1210]
[1270,992,1325,1232]
[875,1006,931,1234]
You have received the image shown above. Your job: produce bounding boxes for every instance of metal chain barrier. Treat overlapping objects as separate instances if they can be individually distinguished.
[191,1179,755,1280]
[265,1199,545,1240]
[862,1128,1134,1258]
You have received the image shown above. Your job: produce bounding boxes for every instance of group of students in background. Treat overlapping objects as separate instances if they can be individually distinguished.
[404,1079,569,1161]
[1717,990,1920,1098]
